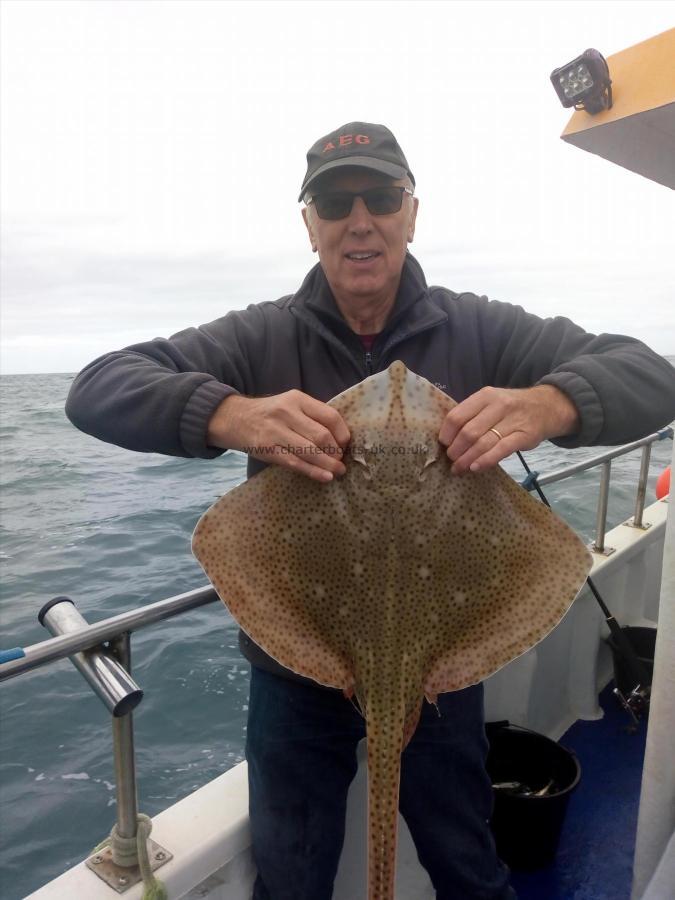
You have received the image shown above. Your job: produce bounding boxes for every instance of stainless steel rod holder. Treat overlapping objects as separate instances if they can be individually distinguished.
[38,597,143,717]
[39,598,144,867]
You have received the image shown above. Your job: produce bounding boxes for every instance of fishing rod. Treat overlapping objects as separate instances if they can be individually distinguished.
[517,451,652,725]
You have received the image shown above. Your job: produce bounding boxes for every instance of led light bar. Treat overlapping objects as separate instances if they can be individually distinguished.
[550,48,612,115]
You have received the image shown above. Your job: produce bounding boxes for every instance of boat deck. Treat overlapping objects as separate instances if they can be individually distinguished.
[512,683,647,900]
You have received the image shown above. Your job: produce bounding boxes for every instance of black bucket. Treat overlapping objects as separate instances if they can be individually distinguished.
[485,722,581,869]
[607,625,656,696]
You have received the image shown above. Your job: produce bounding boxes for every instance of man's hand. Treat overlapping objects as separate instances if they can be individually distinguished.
[438,384,580,475]
[207,390,351,483]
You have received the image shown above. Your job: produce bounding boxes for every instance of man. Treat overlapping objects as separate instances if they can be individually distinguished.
[66,122,675,899]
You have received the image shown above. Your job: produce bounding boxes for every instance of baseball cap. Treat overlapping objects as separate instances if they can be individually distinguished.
[298,122,415,202]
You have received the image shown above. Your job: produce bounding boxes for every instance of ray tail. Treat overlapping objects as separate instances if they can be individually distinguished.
[364,699,406,900]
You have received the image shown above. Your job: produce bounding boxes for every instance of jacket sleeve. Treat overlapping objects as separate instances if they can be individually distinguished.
[469,294,675,447]
[65,303,272,458]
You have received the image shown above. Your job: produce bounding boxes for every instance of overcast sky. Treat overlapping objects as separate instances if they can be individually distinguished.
[1,0,673,375]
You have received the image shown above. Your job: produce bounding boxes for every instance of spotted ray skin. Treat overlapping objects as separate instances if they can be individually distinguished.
[192,361,592,900]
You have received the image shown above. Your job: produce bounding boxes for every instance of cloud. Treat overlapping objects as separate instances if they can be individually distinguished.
[2,219,672,375]
[2,1,674,372]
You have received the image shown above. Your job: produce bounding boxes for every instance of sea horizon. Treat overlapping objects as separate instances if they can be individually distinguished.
[2,354,675,378]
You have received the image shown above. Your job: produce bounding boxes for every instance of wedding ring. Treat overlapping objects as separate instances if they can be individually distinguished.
[489,427,504,441]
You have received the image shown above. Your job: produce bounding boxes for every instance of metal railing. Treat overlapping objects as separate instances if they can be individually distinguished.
[0,585,219,682]
[0,425,672,891]
[520,426,672,554]
[0,586,220,890]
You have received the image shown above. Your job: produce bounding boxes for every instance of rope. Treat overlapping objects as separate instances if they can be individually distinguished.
[92,814,168,899]
[134,815,167,900]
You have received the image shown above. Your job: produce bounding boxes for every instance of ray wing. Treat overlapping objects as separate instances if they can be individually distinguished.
[192,361,592,900]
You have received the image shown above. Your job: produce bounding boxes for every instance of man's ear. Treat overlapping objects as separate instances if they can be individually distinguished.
[407,197,419,244]
[301,207,318,252]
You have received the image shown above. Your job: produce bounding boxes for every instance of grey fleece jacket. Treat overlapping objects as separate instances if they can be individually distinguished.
[66,253,675,676]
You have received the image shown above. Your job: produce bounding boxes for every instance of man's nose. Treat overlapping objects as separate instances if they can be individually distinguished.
[347,196,373,232]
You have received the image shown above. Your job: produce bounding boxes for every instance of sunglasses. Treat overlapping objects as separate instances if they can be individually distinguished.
[306,186,414,221]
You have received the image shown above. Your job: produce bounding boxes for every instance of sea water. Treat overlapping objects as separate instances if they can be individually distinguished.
[1,371,673,899]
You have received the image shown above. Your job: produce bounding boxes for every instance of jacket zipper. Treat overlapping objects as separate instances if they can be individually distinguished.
[291,302,447,379]
[379,318,447,366]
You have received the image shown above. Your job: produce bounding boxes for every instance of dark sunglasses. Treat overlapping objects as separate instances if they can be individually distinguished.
[306,186,414,221]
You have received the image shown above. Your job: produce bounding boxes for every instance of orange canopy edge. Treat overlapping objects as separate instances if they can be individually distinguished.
[560,29,675,189]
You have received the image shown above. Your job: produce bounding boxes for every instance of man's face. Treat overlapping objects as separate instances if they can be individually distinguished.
[302,169,418,305]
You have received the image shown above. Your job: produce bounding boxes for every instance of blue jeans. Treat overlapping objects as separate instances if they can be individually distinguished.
[246,666,515,900]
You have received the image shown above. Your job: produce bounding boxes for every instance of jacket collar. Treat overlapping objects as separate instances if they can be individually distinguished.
[290,253,447,347]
